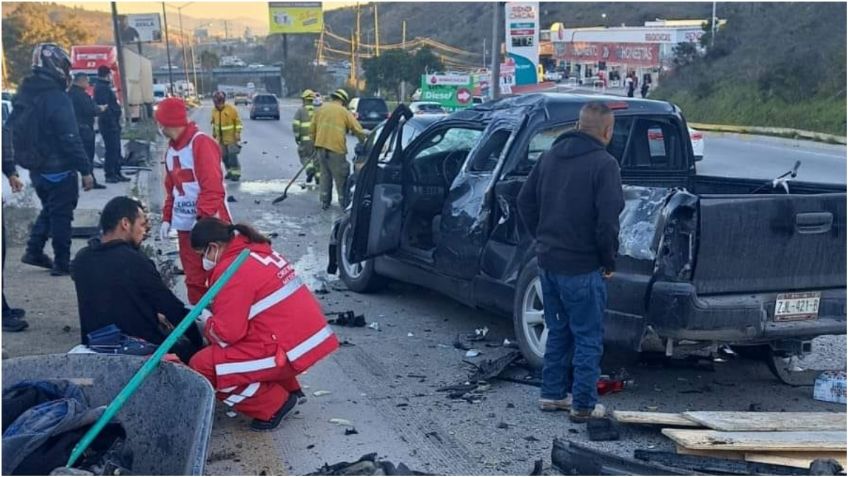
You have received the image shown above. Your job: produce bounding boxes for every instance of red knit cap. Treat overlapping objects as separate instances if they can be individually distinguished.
[155,97,189,127]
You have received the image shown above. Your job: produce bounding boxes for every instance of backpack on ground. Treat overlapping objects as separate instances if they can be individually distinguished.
[9,93,48,171]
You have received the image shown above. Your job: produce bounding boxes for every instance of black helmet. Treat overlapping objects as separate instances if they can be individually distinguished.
[31,43,72,87]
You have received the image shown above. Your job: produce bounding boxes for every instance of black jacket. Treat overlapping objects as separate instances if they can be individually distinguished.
[71,239,202,352]
[517,131,625,274]
[68,84,96,130]
[93,78,121,131]
[11,73,91,175]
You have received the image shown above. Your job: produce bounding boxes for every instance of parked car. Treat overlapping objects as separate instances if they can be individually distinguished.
[349,97,389,130]
[409,101,447,115]
[250,94,280,120]
[328,94,846,373]
[544,71,563,82]
[234,92,250,106]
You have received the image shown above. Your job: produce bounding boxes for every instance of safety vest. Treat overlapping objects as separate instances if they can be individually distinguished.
[292,104,314,143]
[211,104,243,146]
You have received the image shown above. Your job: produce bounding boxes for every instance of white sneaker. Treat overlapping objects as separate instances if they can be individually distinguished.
[539,394,573,412]
[569,403,606,423]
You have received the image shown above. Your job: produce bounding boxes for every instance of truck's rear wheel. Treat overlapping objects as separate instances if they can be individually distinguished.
[513,258,545,369]
[337,219,385,293]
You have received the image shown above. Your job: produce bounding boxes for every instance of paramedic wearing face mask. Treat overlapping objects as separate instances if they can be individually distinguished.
[155,97,232,305]
[188,218,339,431]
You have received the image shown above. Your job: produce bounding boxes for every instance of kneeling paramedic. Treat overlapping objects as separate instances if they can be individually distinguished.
[188,218,339,430]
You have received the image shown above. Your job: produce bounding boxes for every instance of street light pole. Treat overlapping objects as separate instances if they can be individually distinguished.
[711,1,717,47]
[400,20,406,102]
[162,3,175,94]
[490,2,501,100]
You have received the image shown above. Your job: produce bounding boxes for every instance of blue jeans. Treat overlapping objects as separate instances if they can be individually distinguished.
[539,268,606,411]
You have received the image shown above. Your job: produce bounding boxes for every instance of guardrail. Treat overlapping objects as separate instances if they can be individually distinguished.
[688,122,846,145]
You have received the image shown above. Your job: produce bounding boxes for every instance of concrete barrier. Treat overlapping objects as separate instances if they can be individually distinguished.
[688,122,846,145]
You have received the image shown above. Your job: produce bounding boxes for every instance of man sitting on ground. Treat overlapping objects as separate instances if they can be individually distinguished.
[71,196,202,362]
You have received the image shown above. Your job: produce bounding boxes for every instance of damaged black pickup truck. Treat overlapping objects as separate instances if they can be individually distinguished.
[327,94,846,372]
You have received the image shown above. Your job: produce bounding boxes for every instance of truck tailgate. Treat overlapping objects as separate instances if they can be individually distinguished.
[693,193,846,294]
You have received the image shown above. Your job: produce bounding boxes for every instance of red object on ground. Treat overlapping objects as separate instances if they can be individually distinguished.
[597,377,626,395]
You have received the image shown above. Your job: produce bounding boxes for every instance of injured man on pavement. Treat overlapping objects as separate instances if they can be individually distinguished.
[71,196,203,363]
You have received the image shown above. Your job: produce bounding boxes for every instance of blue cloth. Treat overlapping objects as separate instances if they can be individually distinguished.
[538,269,606,411]
[40,171,71,183]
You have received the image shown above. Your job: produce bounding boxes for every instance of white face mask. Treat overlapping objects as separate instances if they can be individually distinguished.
[201,245,219,271]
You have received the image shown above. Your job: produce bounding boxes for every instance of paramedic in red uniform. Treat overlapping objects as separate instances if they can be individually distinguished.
[154,97,232,304]
[188,218,339,431]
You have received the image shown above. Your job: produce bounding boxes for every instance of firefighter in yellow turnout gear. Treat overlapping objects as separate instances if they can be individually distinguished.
[311,89,367,209]
[293,89,318,184]
[211,91,243,181]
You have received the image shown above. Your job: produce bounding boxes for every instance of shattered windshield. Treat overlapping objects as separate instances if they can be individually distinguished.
[618,186,672,260]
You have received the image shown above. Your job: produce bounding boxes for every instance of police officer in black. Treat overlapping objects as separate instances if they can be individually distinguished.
[93,65,129,183]
[68,72,106,189]
[11,43,94,277]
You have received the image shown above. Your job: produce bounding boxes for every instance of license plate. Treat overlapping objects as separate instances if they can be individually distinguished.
[774,292,821,321]
[263,107,270,111]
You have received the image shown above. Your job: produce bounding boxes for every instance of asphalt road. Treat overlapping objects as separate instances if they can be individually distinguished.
[189,99,845,475]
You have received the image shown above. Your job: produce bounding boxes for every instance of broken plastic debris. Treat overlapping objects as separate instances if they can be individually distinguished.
[465,349,481,358]
[407,332,414,337]
[368,322,380,331]
[313,390,332,397]
[475,327,489,338]
[329,418,353,426]
[226,411,238,418]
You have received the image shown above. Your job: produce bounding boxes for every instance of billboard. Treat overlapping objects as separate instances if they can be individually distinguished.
[269,2,323,34]
[420,75,475,111]
[504,2,540,85]
[124,13,162,43]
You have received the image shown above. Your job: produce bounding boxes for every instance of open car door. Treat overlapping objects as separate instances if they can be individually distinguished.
[348,104,413,263]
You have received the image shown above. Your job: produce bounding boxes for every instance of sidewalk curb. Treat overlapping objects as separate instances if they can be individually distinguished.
[687,122,847,145]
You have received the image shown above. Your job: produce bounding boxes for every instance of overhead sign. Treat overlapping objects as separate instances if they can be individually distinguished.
[124,13,162,43]
[504,2,540,85]
[558,42,660,68]
[269,2,323,34]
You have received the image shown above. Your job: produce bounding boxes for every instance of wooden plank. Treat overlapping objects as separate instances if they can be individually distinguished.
[612,411,701,427]
[745,452,848,469]
[683,411,847,432]
[676,445,746,461]
[662,429,847,452]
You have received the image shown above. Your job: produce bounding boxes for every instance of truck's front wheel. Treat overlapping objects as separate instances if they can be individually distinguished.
[513,258,546,369]
[337,219,385,293]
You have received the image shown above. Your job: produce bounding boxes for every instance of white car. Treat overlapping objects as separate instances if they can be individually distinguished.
[689,127,705,161]
[409,101,446,115]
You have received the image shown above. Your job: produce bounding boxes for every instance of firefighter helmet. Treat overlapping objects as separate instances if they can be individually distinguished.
[330,88,349,105]
[301,89,315,100]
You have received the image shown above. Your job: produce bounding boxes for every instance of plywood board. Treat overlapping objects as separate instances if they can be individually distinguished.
[612,411,701,427]
[745,451,848,469]
[683,411,847,432]
[662,429,847,452]
[675,445,746,461]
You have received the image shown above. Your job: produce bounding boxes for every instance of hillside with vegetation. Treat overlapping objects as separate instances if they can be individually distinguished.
[652,3,846,135]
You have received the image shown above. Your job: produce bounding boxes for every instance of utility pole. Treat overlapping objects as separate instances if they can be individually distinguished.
[374,3,380,56]
[162,2,175,94]
[317,28,325,65]
[483,37,487,69]
[283,34,288,66]
[400,20,407,102]
[110,2,131,121]
[355,3,361,90]
[490,2,501,100]
[349,30,357,87]
[176,3,193,97]
[224,20,229,41]
[711,1,717,47]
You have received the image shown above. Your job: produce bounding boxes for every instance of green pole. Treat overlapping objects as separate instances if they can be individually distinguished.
[67,249,251,468]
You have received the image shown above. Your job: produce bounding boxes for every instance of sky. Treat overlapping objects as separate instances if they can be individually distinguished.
[69,1,358,35]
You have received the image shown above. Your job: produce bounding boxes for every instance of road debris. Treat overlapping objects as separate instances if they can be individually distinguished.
[328,311,366,327]
[367,322,381,331]
[227,195,237,203]
[328,418,353,426]
[813,371,846,404]
[465,350,481,358]
[344,428,359,436]
[306,453,428,476]
[313,390,332,397]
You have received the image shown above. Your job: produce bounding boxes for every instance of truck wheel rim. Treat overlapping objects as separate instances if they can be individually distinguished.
[522,277,546,359]
[341,224,365,279]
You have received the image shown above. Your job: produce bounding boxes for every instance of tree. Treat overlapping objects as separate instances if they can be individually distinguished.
[199,50,220,70]
[2,3,95,85]
[362,47,444,101]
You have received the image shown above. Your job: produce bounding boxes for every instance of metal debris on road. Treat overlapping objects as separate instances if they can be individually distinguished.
[306,453,428,476]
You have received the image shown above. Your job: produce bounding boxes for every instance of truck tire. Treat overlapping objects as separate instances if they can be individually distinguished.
[513,258,545,369]
[337,218,385,293]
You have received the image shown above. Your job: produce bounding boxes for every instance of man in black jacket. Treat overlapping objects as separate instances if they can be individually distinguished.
[11,43,94,277]
[68,73,106,189]
[71,196,201,363]
[517,102,624,423]
[93,65,129,183]
[2,119,28,332]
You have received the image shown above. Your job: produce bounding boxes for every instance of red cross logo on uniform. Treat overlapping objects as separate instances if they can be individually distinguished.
[170,156,196,196]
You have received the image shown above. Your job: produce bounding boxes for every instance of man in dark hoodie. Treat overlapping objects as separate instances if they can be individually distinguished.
[10,43,94,277]
[517,102,624,423]
[93,65,129,183]
[71,196,202,363]
[68,72,106,189]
